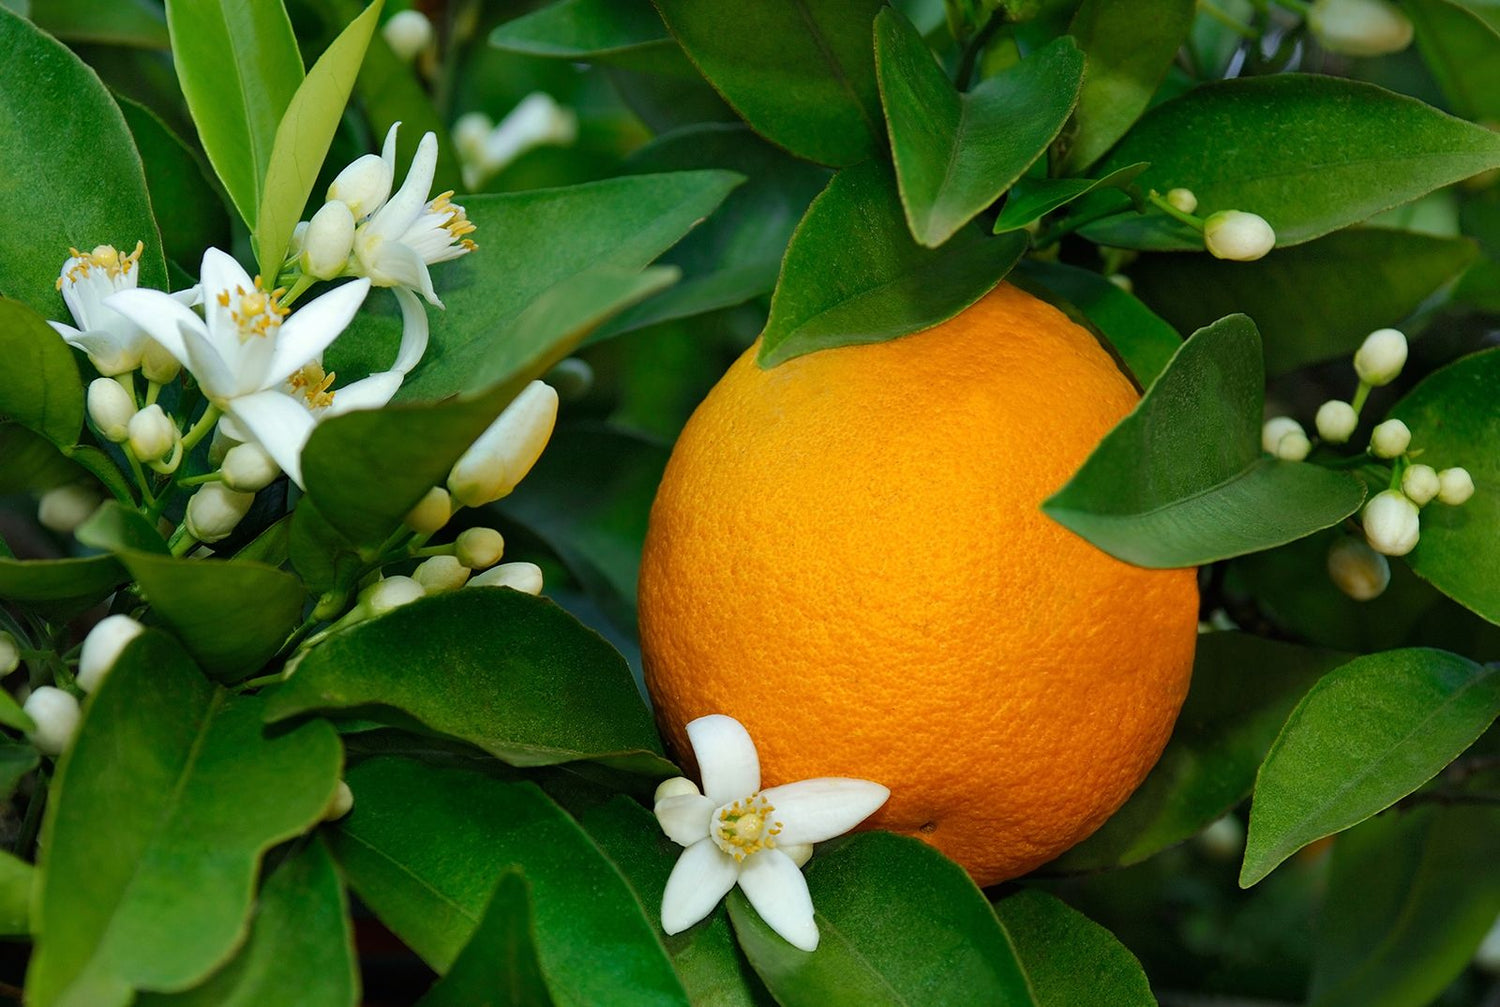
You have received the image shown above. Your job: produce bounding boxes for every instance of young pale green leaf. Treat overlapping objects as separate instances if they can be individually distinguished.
[1130,228,1479,375]
[1043,315,1366,567]
[491,0,680,73]
[164,0,303,230]
[1056,0,1195,174]
[992,890,1153,1007]
[414,871,551,1007]
[1407,0,1500,123]
[0,7,167,317]
[729,832,1036,1006]
[0,850,32,937]
[1241,649,1500,887]
[992,163,1147,234]
[138,838,358,1007]
[117,97,232,273]
[1049,633,1342,873]
[876,10,1083,246]
[758,161,1029,368]
[28,0,169,48]
[27,632,341,1007]
[254,0,382,282]
[1083,75,1500,250]
[654,0,884,167]
[265,589,673,775]
[1391,349,1500,625]
[0,299,84,448]
[329,757,689,1004]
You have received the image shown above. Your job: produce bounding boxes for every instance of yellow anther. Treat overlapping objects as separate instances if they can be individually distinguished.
[711,793,784,862]
[289,362,337,410]
[57,240,144,288]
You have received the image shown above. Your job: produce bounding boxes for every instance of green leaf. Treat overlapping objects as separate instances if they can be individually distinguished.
[0,7,167,317]
[1043,315,1367,567]
[1391,348,1500,625]
[1050,633,1342,872]
[254,0,382,282]
[0,849,33,937]
[117,96,232,272]
[414,871,551,1007]
[654,0,884,167]
[0,555,127,618]
[992,890,1153,1007]
[27,632,341,1007]
[164,0,303,231]
[758,161,1029,367]
[1129,228,1479,375]
[1084,75,1500,250]
[1056,0,1195,174]
[0,298,84,447]
[1407,0,1500,123]
[28,0,169,48]
[992,163,1147,234]
[0,424,84,493]
[491,0,678,72]
[1308,804,1500,1007]
[265,589,672,775]
[139,838,358,1007]
[74,500,169,554]
[1240,649,1500,886]
[329,756,689,1004]
[729,832,1036,1006]
[0,739,39,804]
[0,688,34,735]
[876,11,1083,246]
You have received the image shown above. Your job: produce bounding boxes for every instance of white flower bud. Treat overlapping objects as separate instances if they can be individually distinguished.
[126,403,176,462]
[381,9,434,62]
[1203,210,1276,261]
[1362,489,1420,556]
[447,381,559,507]
[468,561,543,595]
[23,686,80,756]
[185,483,255,543]
[654,777,701,804]
[1315,400,1358,444]
[481,93,579,171]
[300,200,357,280]
[1196,815,1245,860]
[221,442,281,492]
[1437,467,1475,506]
[87,377,136,442]
[1354,328,1407,386]
[1401,463,1440,506]
[413,555,470,593]
[288,220,310,260]
[38,483,101,533]
[328,153,394,221]
[781,843,815,868]
[140,338,181,384]
[0,632,18,675]
[208,424,238,466]
[1106,273,1133,295]
[1369,418,1411,458]
[1275,430,1311,461]
[455,527,505,569]
[1261,416,1305,455]
[1166,188,1198,214]
[453,112,494,163]
[359,575,425,617]
[76,614,145,693]
[323,780,354,821]
[403,486,452,534]
[1307,0,1413,57]
[1326,537,1391,601]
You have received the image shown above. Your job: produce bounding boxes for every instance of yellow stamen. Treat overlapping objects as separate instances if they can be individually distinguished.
[219,276,291,341]
[56,240,145,289]
[288,362,337,410]
[712,794,782,863]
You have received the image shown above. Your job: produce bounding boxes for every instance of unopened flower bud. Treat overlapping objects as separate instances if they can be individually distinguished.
[447,381,559,507]
[1315,400,1358,444]
[328,153,394,221]
[1437,467,1475,505]
[781,843,815,868]
[288,220,310,260]
[300,200,356,280]
[455,527,505,569]
[1326,537,1391,601]
[208,424,238,466]
[88,377,136,442]
[1354,328,1407,386]
[1307,0,1413,57]
[141,339,181,384]
[1166,188,1198,214]
[126,403,176,462]
[221,442,281,492]
[0,632,18,675]
[481,93,579,170]
[1196,815,1245,860]
[403,486,451,534]
[468,561,543,595]
[359,575,425,617]
[382,9,434,62]
[1369,418,1410,458]
[23,686,79,756]
[545,357,594,401]
[1261,416,1305,456]
[413,555,470,593]
[323,781,354,821]
[1275,430,1311,461]
[76,614,145,693]
[1401,464,1440,506]
[1203,210,1276,261]
[453,112,494,163]
[38,483,101,533]
[654,777,701,804]
[185,483,254,543]
[1362,489,1420,556]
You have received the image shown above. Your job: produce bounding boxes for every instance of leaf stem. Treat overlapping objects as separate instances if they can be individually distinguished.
[1032,201,1136,248]
[1146,189,1207,232]
[954,10,1005,90]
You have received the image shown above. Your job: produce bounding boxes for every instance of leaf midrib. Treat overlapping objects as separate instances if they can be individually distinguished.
[788,0,878,141]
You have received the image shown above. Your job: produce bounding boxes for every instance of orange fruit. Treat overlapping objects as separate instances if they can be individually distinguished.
[638,283,1198,886]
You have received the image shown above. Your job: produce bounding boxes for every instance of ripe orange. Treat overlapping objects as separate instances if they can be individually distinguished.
[638,283,1199,886]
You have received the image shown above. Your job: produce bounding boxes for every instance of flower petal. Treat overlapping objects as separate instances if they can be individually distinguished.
[324,371,401,417]
[686,714,760,804]
[660,838,739,936]
[654,793,714,847]
[369,241,441,306]
[104,288,202,367]
[760,778,890,846]
[263,278,371,389]
[737,848,818,952]
[226,390,317,488]
[198,247,254,340]
[67,329,143,376]
[367,130,438,242]
[179,321,237,401]
[380,121,400,174]
[390,286,430,373]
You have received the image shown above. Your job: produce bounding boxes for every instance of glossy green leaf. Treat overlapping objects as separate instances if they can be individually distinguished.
[329,756,689,1004]
[0,739,39,804]
[491,0,677,73]
[0,555,127,618]
[139,839,358,1007]
[1407,0,1500,123]
[1241,649,1500,886]
[0,849,32,937]
[0,298,84,447]
[992,163,1147,234]
[1056,0,1195,174]
[287,495,360,595]
[0,424,83,493]
[1130,228,1478,375]
[117,97,231,272]
[265,589,672,774]
[876,11,1083,246]
[1044,315,1366,567]
[61,445,134,506]
[27,632,341,1007]
[654,0,884,167]
[414,871,551,1007]
[164,0,303,230]
[1391,349,1500,625]
[1084,75,1500,250]
[758,161,1029,367]
[29,0,168,48]
[0,7,166,318]
[74,500,168,554]
[1051,633,1342,872]
[254,0,382,282]
[730,832,1035,1006]
[992,890,1153,1007]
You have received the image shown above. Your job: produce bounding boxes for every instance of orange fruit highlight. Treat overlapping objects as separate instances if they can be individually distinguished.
[638,283,1199,886]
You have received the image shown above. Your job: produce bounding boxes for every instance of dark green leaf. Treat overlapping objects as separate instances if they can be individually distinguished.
[288,496,360,595]
[117,97,231,272]
[27,632,341,1007]
[1407,0,1500,123]
[0,298,84,448]
[877,12,1082,246]
[0,740,39,804]
[1044,315,1366,567]
[75,500,168,554]
[758,161,1029,367]
[414,871,551,1007]
[491,0,677,72]
[0,424,84,493]
[1241,649,1500,886]
[265,589,672,774]
[992,889,1153,1007]
[28,0,168,48]
[0,555,127,618]
[993,163,1147,234]
[0,850,32,937]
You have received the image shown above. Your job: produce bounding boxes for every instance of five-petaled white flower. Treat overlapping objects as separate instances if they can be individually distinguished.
[654,714,888,952]
[50,242,197,376]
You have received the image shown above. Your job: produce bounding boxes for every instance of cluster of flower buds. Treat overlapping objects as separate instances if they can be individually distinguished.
[452,93,579,191]
[1149,188,1277,262]
[16,615,145,757]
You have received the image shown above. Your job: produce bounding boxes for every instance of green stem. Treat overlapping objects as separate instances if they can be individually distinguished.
[1271,0,1312,14]
[123,447,157,508]
[1351,381,1372,416]
[278,273,316,309]
[114,372,138,408]
[1147,189,1207,232]
[177,471,223,488]
[180,404,223,454]
[14,767,48,857]
[237,671,289,692]
[954,10,1004,90]
[1033,202,1137,248]
[1197,0,1259,38]
[410,544,456,558]
[167,525,198,557]
[145,381,162,407]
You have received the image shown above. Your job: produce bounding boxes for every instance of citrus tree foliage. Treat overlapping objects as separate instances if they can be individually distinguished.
[1,0,1499,1004]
